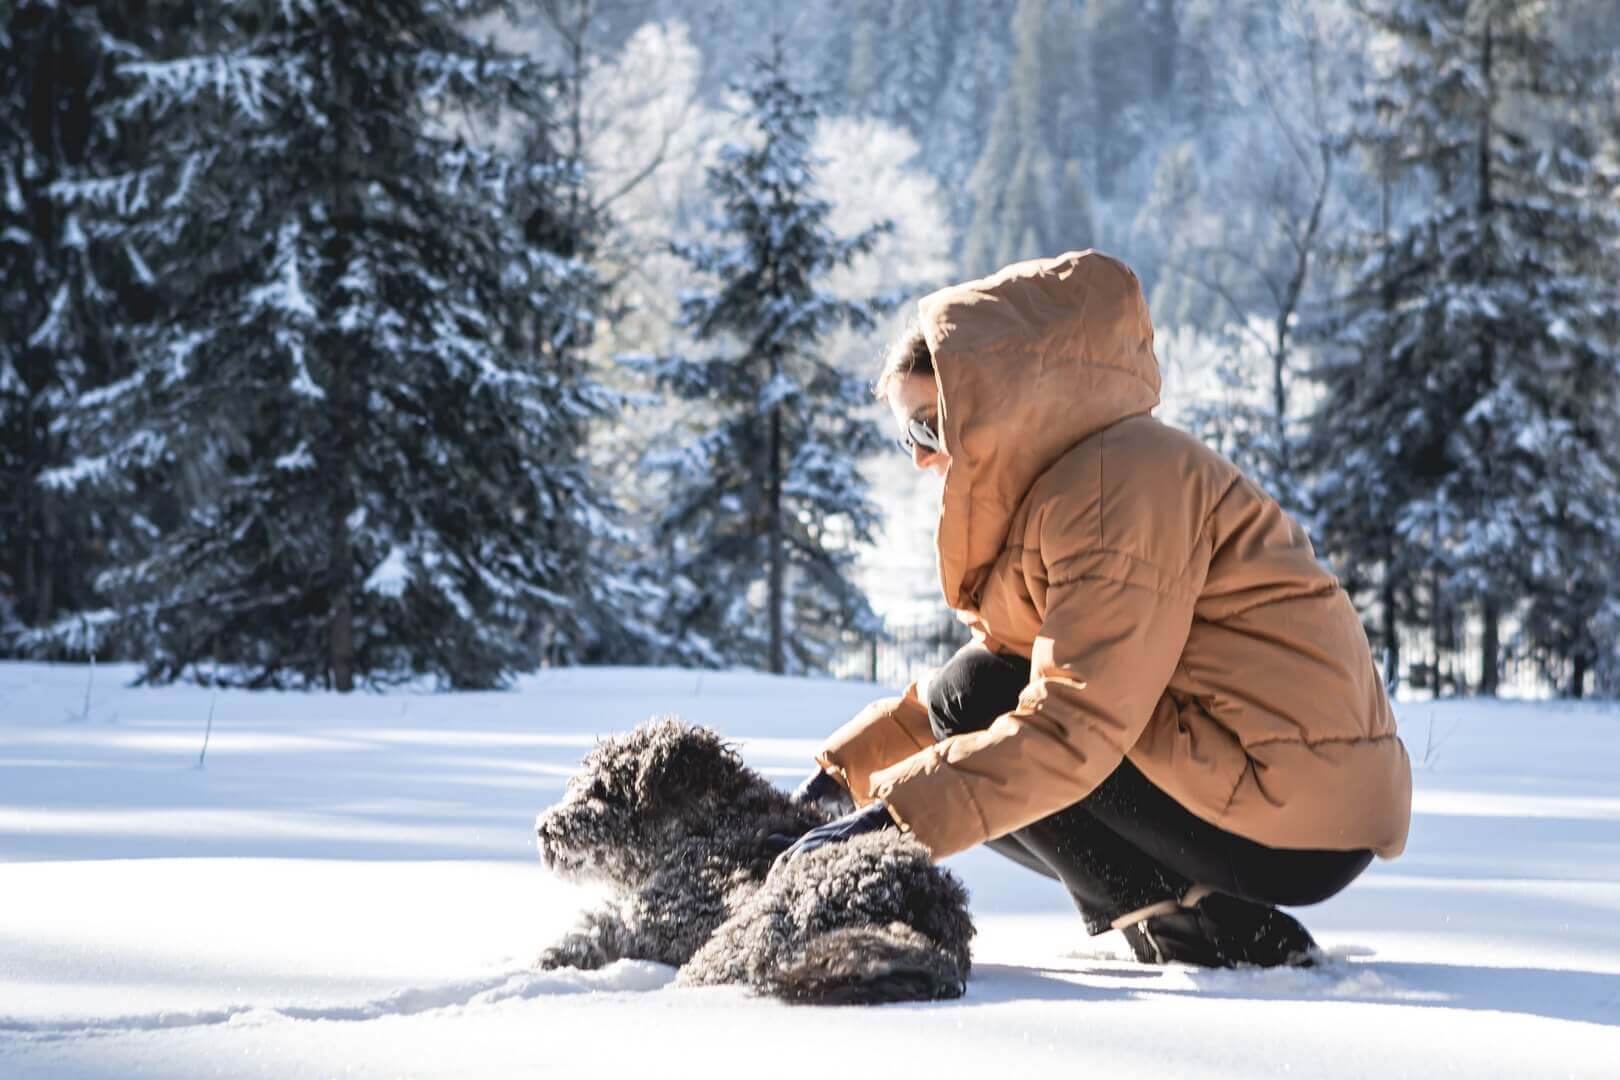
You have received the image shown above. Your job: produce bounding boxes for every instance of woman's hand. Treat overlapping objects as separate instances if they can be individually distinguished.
[770,801,897,873]
[788,768,855,819]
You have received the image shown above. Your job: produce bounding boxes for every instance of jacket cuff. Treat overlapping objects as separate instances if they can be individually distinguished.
[868,745,990,860]
[814,679,935,809]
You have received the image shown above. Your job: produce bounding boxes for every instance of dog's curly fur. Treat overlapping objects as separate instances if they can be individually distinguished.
[534,717,974,1003]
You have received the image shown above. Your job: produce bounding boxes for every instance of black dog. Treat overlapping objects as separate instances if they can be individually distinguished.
[535,718,975,1004]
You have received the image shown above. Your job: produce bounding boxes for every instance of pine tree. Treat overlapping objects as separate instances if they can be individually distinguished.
[1141,0,1363,527]
[625,48,891,675]
[814,0,1013,232]
[1302,0,1620,696]
[962,0,1096,273]
[1513,62,1620,698]
[0,0,143,652]
[43,0,619,689]
[1078,0,1158,201]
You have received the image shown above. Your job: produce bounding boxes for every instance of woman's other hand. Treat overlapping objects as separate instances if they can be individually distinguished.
[771,801,897,873]
[788,768,855,819]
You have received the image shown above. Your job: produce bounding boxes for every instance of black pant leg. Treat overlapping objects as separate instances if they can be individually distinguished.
[1081,758,1376,907]
[925,643,1188,933]
[1004,797,1192,935]
[923,640,1375,931]
[924,642,1060,881]
[982,834,1062,881]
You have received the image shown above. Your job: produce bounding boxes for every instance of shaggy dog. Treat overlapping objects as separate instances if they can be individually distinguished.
[534,718,975,1004]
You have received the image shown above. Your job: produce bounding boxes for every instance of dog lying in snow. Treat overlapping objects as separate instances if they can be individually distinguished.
[534,718,974,1004]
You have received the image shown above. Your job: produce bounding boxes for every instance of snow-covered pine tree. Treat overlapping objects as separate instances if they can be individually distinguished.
[961,0,1096,273]
[625,47,891,675]
[1512,70,1620,698]
[43,0,619,690]
[1140,0,1366,529]
[501,13,663,670]
[1302,0,1620,696]
[830,0,1011,233]
[1512,394,1620,697]
[1076,0,1161,203]
[0,0,143,651]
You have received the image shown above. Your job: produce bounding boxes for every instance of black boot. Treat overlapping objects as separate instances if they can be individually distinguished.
[1117,885,1321,969]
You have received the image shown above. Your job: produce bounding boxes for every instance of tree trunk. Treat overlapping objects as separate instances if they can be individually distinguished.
[1570,652,1587,700]
[1479,597,1499,697]
[328,511,354,690]
[1474,18,1499,701]
[38,489,58,623]
[19,474,39,625]
[327,356,356,692]
[1277,150,1330,478]
[1380,575,1399,693]
[767,402,784,675]
[1151,0,1178,101]
[1429,571,1444,698]
[326,34,358,693]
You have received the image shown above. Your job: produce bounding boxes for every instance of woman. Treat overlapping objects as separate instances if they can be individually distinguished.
[777,250,1412,969]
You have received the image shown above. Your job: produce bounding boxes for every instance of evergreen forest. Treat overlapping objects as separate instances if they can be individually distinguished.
[4,0,1618,697]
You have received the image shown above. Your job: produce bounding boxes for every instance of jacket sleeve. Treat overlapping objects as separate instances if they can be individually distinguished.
[867,510,1206,859]
[813,678,937,808]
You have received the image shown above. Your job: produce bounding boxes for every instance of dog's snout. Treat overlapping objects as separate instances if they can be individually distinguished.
[535,813,562,865]
[536,830,570,873]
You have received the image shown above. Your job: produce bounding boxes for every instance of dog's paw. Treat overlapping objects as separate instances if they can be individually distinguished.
[535,936,609,971]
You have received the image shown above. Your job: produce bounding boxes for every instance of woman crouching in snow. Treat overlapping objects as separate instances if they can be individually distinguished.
[775,249,1413,969]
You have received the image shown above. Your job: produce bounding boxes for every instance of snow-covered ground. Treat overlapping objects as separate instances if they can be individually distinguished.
[2,662,1618,1078]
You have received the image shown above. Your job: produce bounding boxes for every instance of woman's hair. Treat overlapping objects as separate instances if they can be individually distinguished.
[872,319,933,402]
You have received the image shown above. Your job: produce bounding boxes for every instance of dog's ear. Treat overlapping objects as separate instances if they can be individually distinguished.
[633,719,744,813]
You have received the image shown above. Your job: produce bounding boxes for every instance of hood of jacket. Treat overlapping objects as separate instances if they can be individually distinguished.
[917,249,1162,610]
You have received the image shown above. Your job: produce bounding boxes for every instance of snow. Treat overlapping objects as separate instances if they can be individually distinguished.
[123,243,155,288]
[120,56,279,124]
[270,442,313,472]
[361,545,409,598]
[245,223,315,324]
[2,662,1618,1078]
[25,284,69,350]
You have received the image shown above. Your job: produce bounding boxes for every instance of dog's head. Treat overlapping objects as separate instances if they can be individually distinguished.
[535,717,755,886]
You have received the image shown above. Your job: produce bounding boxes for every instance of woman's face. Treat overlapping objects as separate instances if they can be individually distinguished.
[888,371,951,478]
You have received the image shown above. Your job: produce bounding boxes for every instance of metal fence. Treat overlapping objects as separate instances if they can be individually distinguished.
[837,610,1578,701]
[830,613,973,690]
[1392,615,1571,700]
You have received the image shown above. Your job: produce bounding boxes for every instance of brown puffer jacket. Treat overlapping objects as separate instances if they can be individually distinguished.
[817,250,1412,862]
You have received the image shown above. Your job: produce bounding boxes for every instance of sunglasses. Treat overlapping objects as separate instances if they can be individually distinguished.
[895,414,944,457]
